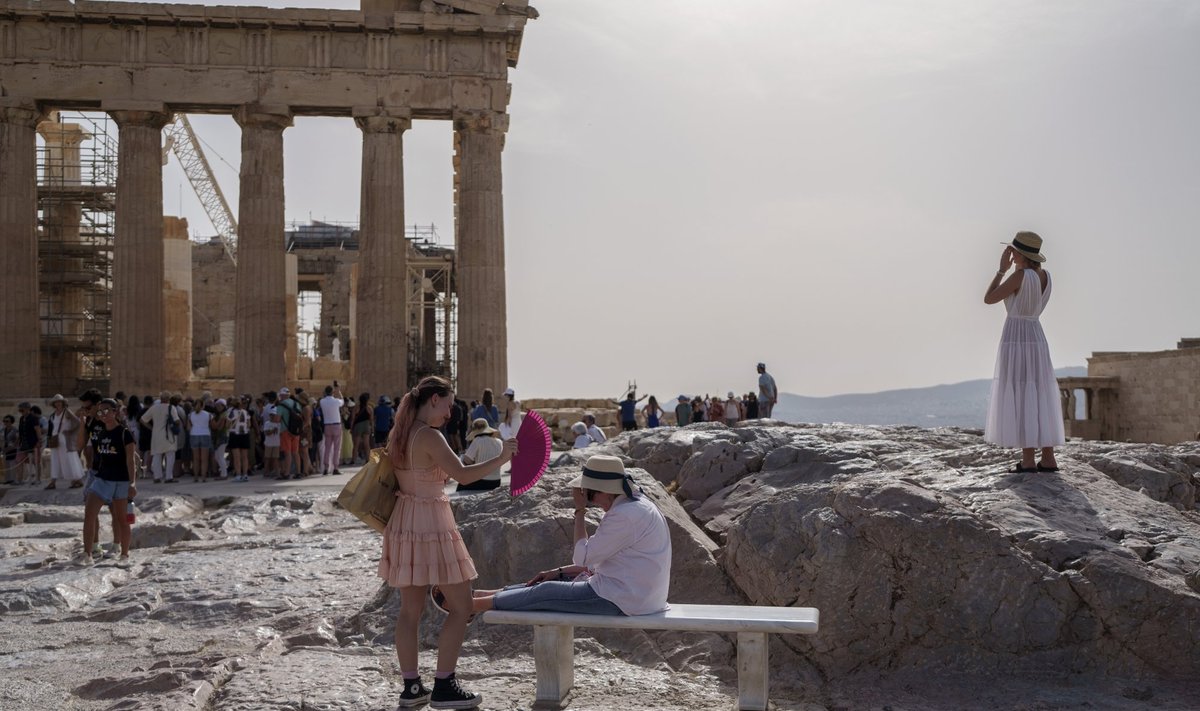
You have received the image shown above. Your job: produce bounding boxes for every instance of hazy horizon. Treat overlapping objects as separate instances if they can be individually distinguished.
[128,0,1198,400]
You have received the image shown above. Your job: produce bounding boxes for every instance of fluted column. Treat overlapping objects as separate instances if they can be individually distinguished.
[353,109,412,397]
[0,99,42,398]
[453,110,509,400]
[233,105,292,396]
[109,106,172,396]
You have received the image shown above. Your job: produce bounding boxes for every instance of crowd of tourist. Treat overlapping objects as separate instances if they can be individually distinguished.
[569,362,780,449]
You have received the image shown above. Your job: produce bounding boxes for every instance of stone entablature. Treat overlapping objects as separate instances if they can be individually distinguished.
[0,0,529,116]
[1060,340,1200,445]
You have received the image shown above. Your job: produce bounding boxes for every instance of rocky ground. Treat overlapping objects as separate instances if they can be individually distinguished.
[2,421,1199,710]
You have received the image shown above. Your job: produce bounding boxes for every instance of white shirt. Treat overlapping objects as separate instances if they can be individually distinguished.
[463,435,504,481]
[573,494,672,616]
[586,424,607,444]
[189,410,212,437]
[724,400,740,420]
[319,395,344,425]
[572,434,594,450]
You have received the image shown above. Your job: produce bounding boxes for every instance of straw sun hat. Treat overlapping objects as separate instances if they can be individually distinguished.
[568,455,637,497]
[1009,231,1046,263]
[467,417,497,441]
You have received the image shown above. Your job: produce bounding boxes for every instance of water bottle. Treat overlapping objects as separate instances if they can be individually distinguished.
[126,500,137,525]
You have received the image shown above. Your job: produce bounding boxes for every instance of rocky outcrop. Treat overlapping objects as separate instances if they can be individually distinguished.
[1,421,1198,710]
[602,423,1200,680]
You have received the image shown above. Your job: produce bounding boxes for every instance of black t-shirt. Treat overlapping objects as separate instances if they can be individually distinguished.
[17,414,39,449]
[90,424,135,482]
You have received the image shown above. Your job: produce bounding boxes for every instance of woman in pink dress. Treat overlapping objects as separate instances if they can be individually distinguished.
[379,375,517,709]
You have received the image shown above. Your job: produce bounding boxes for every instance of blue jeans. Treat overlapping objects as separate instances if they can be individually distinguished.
[87,477,130,504]
[492,579,623,615]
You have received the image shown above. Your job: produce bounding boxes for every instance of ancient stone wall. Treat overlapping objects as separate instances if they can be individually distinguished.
[191,243,236,369]
[1087,347,1200,444]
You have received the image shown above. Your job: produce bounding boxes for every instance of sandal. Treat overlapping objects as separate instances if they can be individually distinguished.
[429,586,449,615]
[1036,463,1060,472]
[44,482,56,490]
[1010,464,1038,473]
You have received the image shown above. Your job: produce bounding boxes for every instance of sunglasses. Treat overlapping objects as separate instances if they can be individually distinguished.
[96,409,114,416]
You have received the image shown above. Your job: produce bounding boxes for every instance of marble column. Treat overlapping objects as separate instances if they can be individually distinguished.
[353,109,411,397]
[109,106,172,396]
[233,105,292,396]
[0,99,42,398]
[453,110,509,401]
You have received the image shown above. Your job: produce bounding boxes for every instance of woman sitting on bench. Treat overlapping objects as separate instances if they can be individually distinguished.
[440,455,672,616]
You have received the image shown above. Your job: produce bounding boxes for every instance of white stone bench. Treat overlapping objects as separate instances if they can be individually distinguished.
[481,603,820,710]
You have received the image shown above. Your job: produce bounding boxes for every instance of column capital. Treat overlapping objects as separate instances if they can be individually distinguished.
[453,110,509,134]
[37,121,90,146]
[109,109,173,130]
[0,98,43,127]
[354,110,412,134]
[233,104,294,131]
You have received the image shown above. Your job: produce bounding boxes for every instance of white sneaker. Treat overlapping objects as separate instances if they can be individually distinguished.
[116,554,131,568]
[76,554,94,566]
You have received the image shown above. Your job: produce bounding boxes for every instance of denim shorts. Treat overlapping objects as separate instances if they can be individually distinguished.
[87,477,130,504]
[189,434,213,450]
[492,579,623,615]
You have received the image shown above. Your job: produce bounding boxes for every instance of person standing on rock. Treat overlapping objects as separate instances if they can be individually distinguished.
[379,375,518,710]
[463,455,671,617]
[614,391,647,431]
[756,362,778,418]
[81,399,136,567]
[983,231,1064,473]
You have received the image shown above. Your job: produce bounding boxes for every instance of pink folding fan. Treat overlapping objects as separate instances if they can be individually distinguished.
[509,410,552,496]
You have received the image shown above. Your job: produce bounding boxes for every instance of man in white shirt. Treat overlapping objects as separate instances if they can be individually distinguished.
[582,413,607,445]
[317,384,344,476]
[460,455,671,616]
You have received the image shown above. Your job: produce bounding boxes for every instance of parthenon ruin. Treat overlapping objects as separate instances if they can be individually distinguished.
[0,0,535,400]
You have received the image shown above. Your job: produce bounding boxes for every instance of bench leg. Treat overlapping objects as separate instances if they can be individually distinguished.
[736,632,769,711]
[531,624,574,710]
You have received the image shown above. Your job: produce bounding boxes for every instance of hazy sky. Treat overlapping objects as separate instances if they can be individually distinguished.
[152,0,1200,399]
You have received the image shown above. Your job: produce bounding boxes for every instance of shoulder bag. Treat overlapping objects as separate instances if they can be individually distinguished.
[336,447,398,534]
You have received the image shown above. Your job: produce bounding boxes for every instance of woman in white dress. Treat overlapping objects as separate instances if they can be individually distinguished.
[983,231,1064,473]
[498,388,522,440]
[46,394,85,488]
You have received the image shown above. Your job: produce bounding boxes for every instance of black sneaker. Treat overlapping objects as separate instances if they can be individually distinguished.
[397,678,431,707]
[430,675,481,709]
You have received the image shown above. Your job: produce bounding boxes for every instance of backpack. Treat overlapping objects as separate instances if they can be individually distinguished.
[166,405,181,438]
[284,400,303,436]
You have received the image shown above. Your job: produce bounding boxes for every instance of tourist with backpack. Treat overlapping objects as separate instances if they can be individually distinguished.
[140,391,183,483]
[276,388,303,480]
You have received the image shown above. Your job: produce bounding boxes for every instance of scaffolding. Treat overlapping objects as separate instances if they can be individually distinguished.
[281,221,458,385]
[36,111,117,396]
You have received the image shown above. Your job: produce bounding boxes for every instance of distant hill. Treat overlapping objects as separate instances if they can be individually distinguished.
[773,367,1086,429]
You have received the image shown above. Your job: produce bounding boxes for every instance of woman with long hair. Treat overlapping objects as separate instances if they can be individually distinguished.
[353,392,373,463]
[641,395,663,428]
[984,231,1064,472]
[380,376,517,709]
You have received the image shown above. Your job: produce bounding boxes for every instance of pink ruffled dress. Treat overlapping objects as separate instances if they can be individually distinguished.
[377,434,477,588]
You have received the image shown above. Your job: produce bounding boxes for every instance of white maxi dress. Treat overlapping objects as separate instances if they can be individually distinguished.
[984,268,1066,449]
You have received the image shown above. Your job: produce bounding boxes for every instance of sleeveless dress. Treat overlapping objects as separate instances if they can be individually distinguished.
[984,269,1066,449]
[378,429,478,588]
